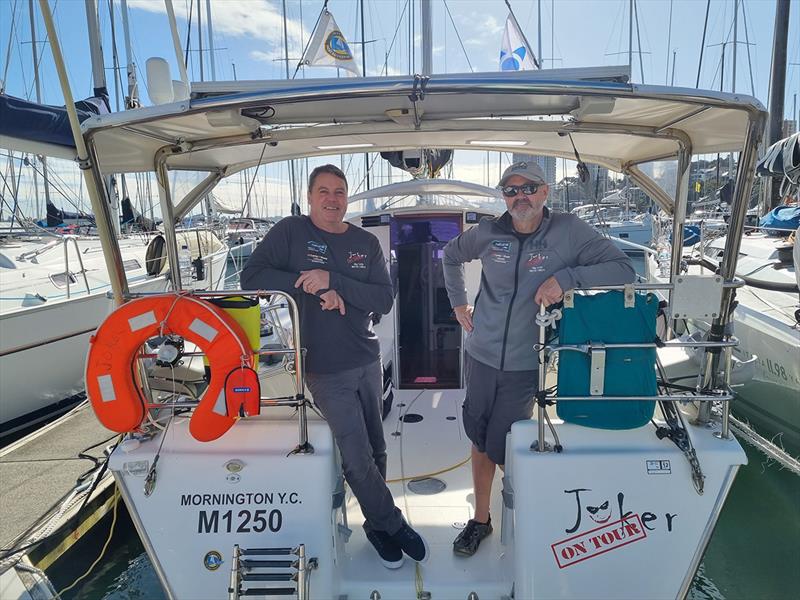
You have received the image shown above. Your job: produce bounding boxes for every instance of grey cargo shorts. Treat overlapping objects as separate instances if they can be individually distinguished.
[462,352,538,466]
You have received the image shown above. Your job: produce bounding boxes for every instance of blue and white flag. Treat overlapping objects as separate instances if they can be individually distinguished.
[304,10,360,77]
[499,14,537,71]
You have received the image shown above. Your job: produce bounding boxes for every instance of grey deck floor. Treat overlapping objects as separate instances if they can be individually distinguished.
[0,403,114,549]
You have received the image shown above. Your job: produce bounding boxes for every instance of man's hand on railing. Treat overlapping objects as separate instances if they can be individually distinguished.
[454,304,474,332]
[534,276,564,307]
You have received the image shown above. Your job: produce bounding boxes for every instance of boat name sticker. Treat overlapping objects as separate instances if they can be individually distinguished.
[646,460,672,475]
[307,241,328,265]
[181,492,301,535]
[552,489,678,568]
[551,514,647,569]
[128,310,157,332]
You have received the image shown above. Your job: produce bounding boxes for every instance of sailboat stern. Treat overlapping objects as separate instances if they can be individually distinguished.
[506,419,746,600]
[108,418,342,599]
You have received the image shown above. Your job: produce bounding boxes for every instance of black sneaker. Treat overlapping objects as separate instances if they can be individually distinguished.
[453,517,493,557]
[388,521,430,563]
[364,523,404,569]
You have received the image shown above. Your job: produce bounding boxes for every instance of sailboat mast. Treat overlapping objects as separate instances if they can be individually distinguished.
[421,0,432,75]
[765,0,791,211]
[206,0,216,81]
[28,0,50,217]
[732,0,738,93]
[197,0,204,81]
[628,0,633,74]
[282,0,299,214]
[361,0,371,192]
[85,0,121,234]
[537,0,542,70]
[119,0,138,107]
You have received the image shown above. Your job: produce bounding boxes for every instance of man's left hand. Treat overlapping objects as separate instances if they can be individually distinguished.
[534,276,564,307]
[295,269,330,295]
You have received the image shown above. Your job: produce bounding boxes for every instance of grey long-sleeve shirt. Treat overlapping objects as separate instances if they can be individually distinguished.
[443,208,636,371]
[241,216,393,374]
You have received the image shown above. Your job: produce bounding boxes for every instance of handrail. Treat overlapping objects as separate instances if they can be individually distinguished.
[63,236,91,297]
[16,236,92,298]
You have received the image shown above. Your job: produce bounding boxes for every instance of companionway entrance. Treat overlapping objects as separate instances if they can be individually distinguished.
[391,214,462,389]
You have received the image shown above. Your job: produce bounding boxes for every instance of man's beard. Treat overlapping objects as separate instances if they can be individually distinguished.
[510,200,535,219]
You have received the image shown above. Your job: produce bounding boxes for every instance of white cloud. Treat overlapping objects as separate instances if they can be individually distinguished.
[128,0,305,53]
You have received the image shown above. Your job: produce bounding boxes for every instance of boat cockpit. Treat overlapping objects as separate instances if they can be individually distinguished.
[60,65,768,599]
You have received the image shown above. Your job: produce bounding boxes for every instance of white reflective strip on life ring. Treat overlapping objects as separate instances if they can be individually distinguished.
[128,310,158,332]
[212,389,227,416]
[97,374,116,402]
[189,318,218,343]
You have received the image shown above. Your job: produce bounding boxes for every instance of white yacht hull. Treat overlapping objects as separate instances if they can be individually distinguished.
[109,386,745,600]
[0,278,164,435]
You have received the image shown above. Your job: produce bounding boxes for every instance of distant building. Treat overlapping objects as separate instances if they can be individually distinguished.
[513,153,557,185]
[783,119,797,137]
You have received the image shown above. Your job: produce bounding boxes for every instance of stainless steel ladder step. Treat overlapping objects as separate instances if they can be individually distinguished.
[228,543,316,600]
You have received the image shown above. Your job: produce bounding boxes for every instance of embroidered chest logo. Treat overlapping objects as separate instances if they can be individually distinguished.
[306,240,328,265]
[489,239,512,264]
[347,251,368,269]
[526,252,548,272]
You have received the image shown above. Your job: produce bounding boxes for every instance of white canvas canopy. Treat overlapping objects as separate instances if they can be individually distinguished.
[82,67,765,181]
[348,179,502,204]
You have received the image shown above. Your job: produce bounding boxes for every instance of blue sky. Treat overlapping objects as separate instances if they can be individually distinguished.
[2,0,799,218]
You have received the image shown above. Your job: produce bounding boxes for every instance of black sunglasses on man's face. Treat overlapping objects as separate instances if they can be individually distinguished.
[500,183,541,197]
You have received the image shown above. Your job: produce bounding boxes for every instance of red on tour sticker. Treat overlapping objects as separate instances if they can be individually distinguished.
[551,513,647,569]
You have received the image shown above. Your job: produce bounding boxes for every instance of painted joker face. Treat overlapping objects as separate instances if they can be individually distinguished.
[586,500,611,524]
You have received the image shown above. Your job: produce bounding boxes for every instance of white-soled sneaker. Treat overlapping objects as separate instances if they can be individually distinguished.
[364,523,405,569]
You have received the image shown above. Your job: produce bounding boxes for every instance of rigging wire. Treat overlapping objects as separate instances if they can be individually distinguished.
[441,0,473,73]
[695,0,711,88]
[379,0,409,77]
[1,0,20,92]
[740,0,757,98]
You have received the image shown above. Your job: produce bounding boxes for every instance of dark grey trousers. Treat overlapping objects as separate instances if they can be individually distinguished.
[305,360,403,534]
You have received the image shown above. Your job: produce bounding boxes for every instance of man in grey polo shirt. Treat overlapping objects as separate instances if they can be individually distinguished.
[443,161,635,556]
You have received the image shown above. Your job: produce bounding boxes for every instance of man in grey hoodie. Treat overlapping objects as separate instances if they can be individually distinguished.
[443,161,635,557]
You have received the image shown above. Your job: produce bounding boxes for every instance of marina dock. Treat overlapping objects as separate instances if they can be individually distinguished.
[0,403,117,586]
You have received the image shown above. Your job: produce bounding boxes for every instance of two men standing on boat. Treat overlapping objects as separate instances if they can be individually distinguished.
[442,161,635,556]
[241,164,429,570]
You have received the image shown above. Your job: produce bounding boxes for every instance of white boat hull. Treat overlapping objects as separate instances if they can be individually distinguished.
[109,386,745,600]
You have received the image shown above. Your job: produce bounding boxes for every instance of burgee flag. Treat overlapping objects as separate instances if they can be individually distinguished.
[304,10,360,76]
[499,14,538,71]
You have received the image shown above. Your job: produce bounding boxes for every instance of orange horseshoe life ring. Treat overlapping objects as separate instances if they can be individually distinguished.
[85,294,256,442]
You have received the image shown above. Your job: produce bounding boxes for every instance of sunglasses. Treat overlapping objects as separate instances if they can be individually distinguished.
[500,183,541,197]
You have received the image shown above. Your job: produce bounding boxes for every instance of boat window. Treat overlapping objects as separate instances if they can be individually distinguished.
[50,271,78,288]
[123,258,143,271]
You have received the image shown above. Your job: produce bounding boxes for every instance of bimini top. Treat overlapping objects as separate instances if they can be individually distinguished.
[348,179,502,204]
[81,67,766,176]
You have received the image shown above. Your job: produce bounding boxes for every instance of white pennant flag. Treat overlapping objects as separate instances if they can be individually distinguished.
[499,14,537,71]
[304,10,360,76]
